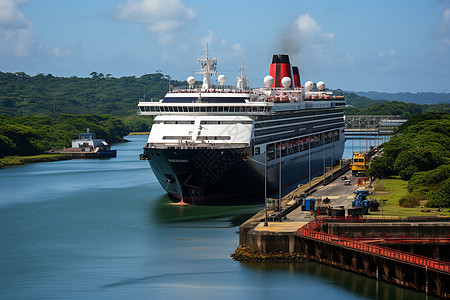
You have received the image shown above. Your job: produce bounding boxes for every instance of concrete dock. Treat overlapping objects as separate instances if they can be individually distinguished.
[236,164,450,298]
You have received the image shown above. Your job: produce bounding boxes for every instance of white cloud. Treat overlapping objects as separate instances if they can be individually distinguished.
[49,46,72,58]
[277,14,335,70]
[293,14,335,42]
[437,8,450,41]
[377,49,398,70]
[346,52,355,64]
[200,29,214,47]
[198,30,244,59]
[0,0,35,57]
[116,0,196,33]
[232,43,243,52]
[0,0,72,61]
[157,32,172,44]
[0,0,30,29]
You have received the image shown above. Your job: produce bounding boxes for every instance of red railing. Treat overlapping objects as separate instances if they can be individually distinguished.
[297,224,450,273]
[355,237,450,245]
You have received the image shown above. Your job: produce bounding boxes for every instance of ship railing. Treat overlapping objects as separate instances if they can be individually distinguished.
[170,85,253,94]
[146,142,249,150]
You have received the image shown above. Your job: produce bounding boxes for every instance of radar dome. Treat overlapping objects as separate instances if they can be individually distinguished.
[281,77,292,88]
[264,75,274,88]
[317,81,325,91]
[218,74,226,85]
[305,81,314,91]
[187,76,195,86]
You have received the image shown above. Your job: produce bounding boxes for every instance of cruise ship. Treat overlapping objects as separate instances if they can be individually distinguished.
[138,48,345,205]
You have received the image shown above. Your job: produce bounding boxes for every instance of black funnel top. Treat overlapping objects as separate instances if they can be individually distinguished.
[272,54,290,64]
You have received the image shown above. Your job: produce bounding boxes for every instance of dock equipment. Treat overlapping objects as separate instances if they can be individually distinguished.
[302,198,315,211]
[352,190,379,214]
[351,152,367,176]
[262,197,303,222]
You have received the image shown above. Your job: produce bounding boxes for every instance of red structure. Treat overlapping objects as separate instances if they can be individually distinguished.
[269,54,293,87]
[292,66,301,88]
[297,217,450,297]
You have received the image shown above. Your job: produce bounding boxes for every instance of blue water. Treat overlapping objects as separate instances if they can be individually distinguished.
[0,135,428,299]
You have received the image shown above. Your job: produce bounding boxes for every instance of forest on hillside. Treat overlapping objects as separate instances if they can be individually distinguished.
[0,115,130,158]
[368,112,450,208]
[0,71,184,117]
[354,91,450,105]
[337,91,450,118]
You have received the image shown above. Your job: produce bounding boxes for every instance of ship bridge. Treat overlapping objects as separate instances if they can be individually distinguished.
[146,115,254,150]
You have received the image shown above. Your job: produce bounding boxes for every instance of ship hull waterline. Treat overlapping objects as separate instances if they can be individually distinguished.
[144,141,344,205]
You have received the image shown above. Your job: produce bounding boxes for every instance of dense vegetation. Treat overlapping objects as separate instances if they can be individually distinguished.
[339,91,450,118]
[0,115,130,158]
[367,112,450,207]
[0,71,184,117]
[354,91,450,105]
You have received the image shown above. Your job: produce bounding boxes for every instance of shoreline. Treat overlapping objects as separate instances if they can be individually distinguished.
[128,132,149,135]
[0,154,72,169]
[0,133,148,169]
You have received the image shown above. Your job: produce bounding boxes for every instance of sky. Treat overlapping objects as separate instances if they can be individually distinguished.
[0,0,449,93]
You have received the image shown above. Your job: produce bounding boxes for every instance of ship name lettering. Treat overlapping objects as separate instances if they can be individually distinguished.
[168,159,189,163]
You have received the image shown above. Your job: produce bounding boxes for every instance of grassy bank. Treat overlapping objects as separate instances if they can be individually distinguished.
[0,154,72,169]
[128,132,149,135]
[369,178,450,217]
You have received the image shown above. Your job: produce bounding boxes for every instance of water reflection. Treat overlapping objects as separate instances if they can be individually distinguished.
[241,262,435,300]
[150,195,262,227]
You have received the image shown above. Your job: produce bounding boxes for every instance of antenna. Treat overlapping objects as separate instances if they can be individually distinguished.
[236,60,249,91]
[195,42,217,90]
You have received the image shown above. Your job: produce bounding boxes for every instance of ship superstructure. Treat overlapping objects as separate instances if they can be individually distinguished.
[138,49,345,204]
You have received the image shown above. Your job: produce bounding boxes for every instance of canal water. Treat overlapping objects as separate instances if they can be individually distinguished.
[0,135,430,299]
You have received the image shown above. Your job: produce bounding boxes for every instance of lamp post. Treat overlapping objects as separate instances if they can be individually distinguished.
[278,144,282,212]
[308,136,311,188]
[264,151,268,226]
[244,152,268,226]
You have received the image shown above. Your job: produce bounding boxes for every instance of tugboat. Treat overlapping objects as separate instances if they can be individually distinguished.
[54,128,117,158]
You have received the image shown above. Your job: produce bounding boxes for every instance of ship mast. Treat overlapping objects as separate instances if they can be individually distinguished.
[236,60,248,91]
[196,42,217,90]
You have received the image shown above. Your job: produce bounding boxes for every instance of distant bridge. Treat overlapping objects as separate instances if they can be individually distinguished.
[345,115,407,136]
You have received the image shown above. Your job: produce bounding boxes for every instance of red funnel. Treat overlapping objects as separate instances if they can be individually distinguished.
[269,54,293,87]
[292,66,301,88]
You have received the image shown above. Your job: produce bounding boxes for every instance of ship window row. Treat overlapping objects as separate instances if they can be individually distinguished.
[262,129,341,161]
[140,106,269,113]
[198,136,231,140]
[162,97,248,103]
[255,117,343,138]
[155,120,195,125]
[255,112,343,128]
[154,120,253,125]
[256,109,343,122]
[200,120,253,125]
[255,117,342,135]
[162,136,231,141]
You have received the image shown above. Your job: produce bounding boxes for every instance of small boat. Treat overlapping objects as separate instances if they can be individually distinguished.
[53,128,117,158]
[71,128,117,158]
